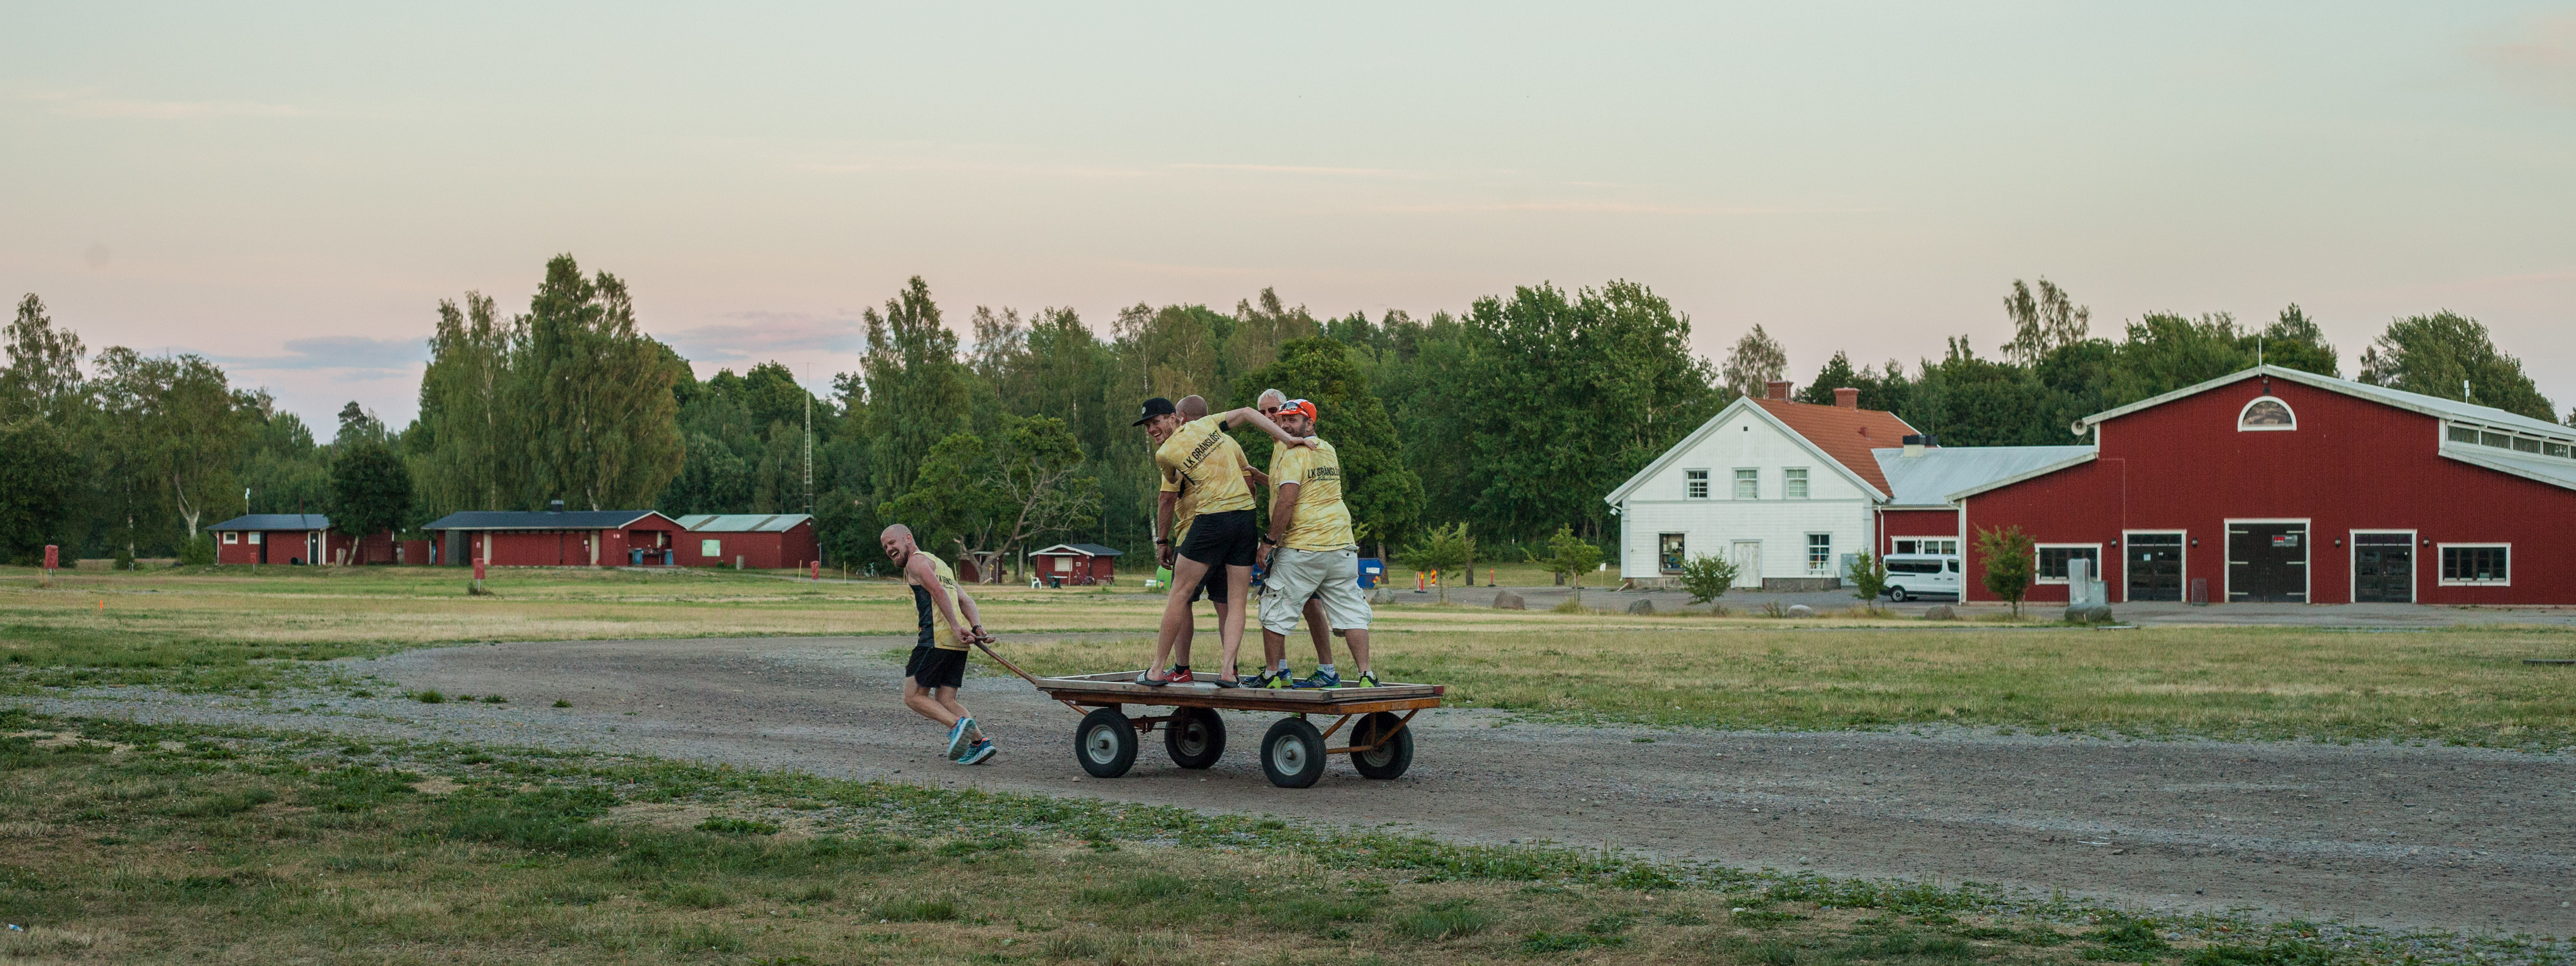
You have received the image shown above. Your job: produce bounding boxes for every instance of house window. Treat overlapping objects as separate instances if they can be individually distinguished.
[2238,397,2295,430]
[2549,442,2572,458]
[1733,468,1758,499]
[1806,534,1832,573]
[1897,539,1958,556]
[222,533,239,544]
[2480,431,2511,448]
[1685,469,1709,499]
[701,539,722,558]
[2446,425,2478,444]
[2035,544,2102,584]
[1784,468,1809,499]
[247,532,263,544]
[1658,533,1686,574]
[2439,545,2509,585]
[1894,539,1915,554]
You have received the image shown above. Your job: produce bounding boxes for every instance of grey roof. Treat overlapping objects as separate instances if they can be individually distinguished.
[1033,543,1125,556]
[209,513,330,531]
[422,510,668,530]
[2080,364,2576,441]
[676,514,814,533]
[2441,446,2576,493]
[1872,446,2097,508]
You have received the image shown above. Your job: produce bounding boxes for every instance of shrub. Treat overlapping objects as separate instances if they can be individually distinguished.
[1397,522,1475,604]
[1845,550,1889,601]
[1535,525,1605,606]
[113,545,134,571]
[1678,552,1739,605]
[1976,525,2035,617]
[178,535,215,566]
[412,690,445,704]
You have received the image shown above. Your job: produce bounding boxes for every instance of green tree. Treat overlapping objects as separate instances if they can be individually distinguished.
[2001,278,2091,367]
[0,419,79,564]
[1677,552,1740,607]
[1537,524,1606,607]
[1975,525,2036,618]
[2357,310,2555,421]
[1720,323,1788,399]
[2,294,88,424]
[863,277,974,499]
[330,438,415,541]
[876,432,1002,574]
[1845,550,1889,602]
[91,349,243,543]
[1397,521,1476,604]
[416,291,521,512]
[984,414,1100,582]
[516,255,684,510]
[1231,337,1426,556]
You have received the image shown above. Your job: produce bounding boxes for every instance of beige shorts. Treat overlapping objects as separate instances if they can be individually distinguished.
[1260,547,1371,635]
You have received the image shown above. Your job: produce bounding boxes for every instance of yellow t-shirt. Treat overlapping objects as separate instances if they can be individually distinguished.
[1269,438,1354,551]
[1164,467,1200,544]
[1154,415,1255,515]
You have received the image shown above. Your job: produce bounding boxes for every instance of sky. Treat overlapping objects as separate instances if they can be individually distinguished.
[6,2,2575,434]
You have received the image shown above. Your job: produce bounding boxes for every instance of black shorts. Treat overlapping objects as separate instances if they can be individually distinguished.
[904,646,967,690]
[1180,509,1258,568]
[1188,565,1229,603]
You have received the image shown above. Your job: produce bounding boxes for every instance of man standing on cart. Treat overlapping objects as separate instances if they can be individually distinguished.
[881,523,998,765]
[1152,395,1224,683]
[1134,395,1314,687]
[1247,388,1336,688]
[1258,398,1376,688]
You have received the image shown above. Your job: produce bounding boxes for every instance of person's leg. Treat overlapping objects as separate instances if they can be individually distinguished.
[1304,597,1334,666]
[1343,629,1371,676]
[1152,556,1214,676]
[934,686,981,744]
[1314,550,1374,677]
[902,678,956,728]
[1218,563,1254,678]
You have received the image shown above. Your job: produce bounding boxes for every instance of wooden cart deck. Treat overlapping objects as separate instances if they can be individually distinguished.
[1033,671,1444,714]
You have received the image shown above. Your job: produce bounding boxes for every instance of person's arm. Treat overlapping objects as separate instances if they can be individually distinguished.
[1155,490,1178,567]
[1246,466,1270,489]
[954,586,987,642]
[1215,407,1313,449]
[1262,480,1301,567]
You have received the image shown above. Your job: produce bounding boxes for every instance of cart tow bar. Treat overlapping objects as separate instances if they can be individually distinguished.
[970,636,1088,715]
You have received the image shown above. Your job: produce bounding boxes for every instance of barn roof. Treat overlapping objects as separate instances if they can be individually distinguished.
[209,514,331,531]
[422,510,671,530]
[1750,398,1921,495]
[1032,543,1125,556]
[1871,445,2098,508]
[676,514,814,533]
[2080,364,2576,441]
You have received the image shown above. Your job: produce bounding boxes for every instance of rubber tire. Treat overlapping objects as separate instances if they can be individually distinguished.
[1076,707,1138,778]
[1887,586,1907,603]
[1164,707,1227,769]
[1260,717,1326,789]
[1350,711,1414,780]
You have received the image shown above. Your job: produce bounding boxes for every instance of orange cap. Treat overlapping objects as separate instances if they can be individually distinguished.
[1278,398,1317,421]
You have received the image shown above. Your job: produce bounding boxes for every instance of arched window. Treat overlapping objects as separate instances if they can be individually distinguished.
[2238,397,2295,431]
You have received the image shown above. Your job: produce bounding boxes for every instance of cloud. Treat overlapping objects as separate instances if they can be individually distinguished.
[216,336,427,374]
[1364,200,1878,216]
[1168,163,1427,179]
[2472,14,2576,106]
[13,87,310,119]
[656,312,869,366]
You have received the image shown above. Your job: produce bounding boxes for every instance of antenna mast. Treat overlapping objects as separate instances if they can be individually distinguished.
[802,373,814,515]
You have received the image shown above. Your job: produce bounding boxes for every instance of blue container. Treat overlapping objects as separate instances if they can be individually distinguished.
[662,550,675,566]
[629,549,644,566]
[1358,558,1384,589]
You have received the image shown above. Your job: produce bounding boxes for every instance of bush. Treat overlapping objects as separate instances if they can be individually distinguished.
[412,690,445,704]
[113,545,134,571]
[1845,550,1888,601]
[178,535,215,566]
[1397,522,1475,604]
[1678,552,1739,605]
[1976,525,2035,617]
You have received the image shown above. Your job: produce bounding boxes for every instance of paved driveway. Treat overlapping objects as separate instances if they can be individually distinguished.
[1394,583,2576,627]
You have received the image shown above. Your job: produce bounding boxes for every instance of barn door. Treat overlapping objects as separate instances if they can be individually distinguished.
[2352,534,2413,603]
[2125,533,2183,602]
[2226,522,2307,603]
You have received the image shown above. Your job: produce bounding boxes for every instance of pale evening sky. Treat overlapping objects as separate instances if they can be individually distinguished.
[6,3,2575,433]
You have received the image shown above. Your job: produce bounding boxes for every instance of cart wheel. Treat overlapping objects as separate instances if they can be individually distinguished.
[1165,707,1226,769]
[1076,707,1137,778]
[1350,711,1414,780]
[1260,717,1326,788]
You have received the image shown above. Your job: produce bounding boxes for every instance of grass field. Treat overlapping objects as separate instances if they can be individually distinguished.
[5,567,2574,749]
[0,707,2443,966]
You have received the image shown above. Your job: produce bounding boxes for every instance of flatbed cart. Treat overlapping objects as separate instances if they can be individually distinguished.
[963,640,1441,788]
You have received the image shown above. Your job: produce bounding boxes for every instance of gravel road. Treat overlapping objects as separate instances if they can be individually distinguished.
[16,634,2571,938]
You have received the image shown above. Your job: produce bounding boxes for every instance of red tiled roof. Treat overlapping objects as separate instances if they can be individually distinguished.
[1751,398,1919,496]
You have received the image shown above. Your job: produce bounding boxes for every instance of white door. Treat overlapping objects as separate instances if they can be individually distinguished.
[1730,541,1762,589]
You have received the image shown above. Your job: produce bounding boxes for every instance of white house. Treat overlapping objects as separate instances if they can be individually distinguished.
[1605,381,1917,590]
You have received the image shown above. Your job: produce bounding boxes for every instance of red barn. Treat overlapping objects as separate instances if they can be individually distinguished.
[1029,543,1123,586]
[1934,365,2576,605]
[209,515,390,565]
[673,514,820,570]
[424,509,687,568]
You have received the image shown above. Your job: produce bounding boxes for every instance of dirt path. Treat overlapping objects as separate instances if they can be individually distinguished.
[18,635,2572,937]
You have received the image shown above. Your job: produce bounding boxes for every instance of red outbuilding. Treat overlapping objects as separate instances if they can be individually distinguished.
[1914,365,2576,605]
[1028,543,1124,586]
[673,514,820,570]
[424,508,687,568]
[209,514,393,565]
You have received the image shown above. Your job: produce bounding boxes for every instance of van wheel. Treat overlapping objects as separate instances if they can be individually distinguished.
[1887,586,1907,603]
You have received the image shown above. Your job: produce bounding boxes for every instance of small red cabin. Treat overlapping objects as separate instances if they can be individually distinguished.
[1029,543,1123,586]
[208,515,393,565]
[673,514,820,570]
[424,509,687,568]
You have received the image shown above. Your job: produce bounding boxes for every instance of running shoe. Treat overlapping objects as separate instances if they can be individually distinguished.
[1346,672,1380,689]
[1166,668,1195,684]
[954,740,997,765]
[1290,669,1341,689]
[946,717,976,759]
[1259,669,1292,689]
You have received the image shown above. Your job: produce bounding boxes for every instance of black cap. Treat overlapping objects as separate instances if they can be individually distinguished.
[1132,397,1176,426]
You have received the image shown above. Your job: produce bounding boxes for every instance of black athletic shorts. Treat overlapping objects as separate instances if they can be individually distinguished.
[1188,564,1229,604]
[904,646,967,690]
[1180,509,1259,568]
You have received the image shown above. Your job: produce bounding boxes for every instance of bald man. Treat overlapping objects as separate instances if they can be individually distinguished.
[882,523,996,765]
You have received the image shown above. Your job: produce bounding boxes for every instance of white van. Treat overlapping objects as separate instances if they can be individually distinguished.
[1883,554,1961,601]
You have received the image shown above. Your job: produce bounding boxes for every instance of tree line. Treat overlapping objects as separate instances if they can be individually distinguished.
[3,258,2563,575]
